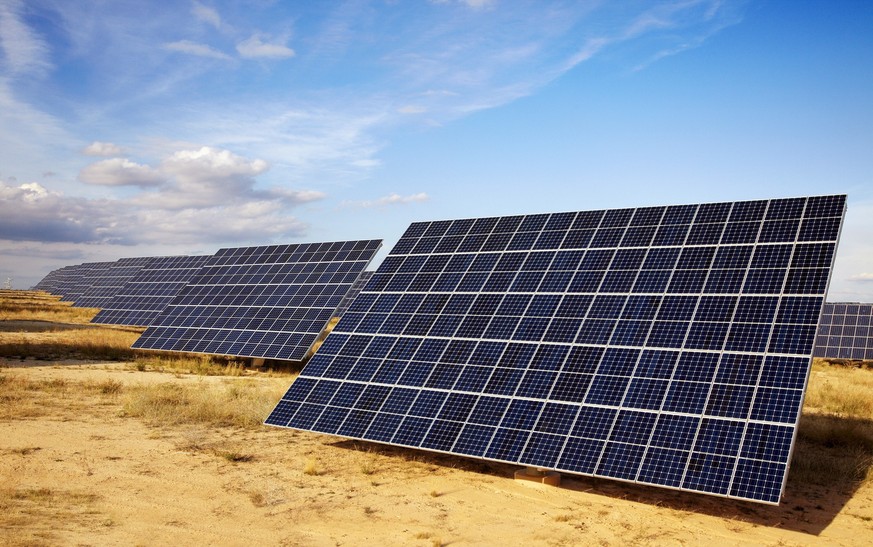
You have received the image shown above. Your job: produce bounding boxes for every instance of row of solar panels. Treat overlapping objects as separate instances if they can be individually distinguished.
[33,241,382,362]
[31,194,856,505]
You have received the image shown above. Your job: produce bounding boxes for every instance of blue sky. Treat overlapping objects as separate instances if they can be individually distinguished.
[1,0,871,300]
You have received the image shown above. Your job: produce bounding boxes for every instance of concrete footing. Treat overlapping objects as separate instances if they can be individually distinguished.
[514,467,561,486]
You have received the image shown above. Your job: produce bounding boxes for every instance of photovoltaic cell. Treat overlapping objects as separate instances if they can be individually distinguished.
[91,255,212,326]
[814,302,873,360]
[267,195,846,505]
[131,240,382,361]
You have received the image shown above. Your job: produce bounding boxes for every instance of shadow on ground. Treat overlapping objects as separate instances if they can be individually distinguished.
[330,414,873,537]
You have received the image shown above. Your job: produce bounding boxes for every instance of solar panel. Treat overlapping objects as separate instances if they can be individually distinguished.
[266,195,846,505]
[814,303,873,360]
[33,266,75,293]
[132,240,382,361]
[91,255,212,327]
[334,271,375,317]
[57,262,115,303]
[73,257,155,309]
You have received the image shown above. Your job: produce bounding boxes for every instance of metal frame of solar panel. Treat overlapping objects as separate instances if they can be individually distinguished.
[73,257,156,309]
[91,255,212,327]
[334,271,375,318]
[267,195,846,505]
[814,303,873,360]
[132,240,382,361]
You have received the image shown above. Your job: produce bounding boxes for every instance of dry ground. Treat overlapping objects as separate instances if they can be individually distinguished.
[2,291,873,545]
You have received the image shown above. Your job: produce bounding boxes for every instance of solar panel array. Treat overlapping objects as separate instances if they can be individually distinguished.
[334,271,375,317]
[91,255,212,327]
[814,303,873,360]
[58,262,114,303]
[132,240,382,361]
[33,266,74,293]
[73,257,155,309]
[267,195,846,505]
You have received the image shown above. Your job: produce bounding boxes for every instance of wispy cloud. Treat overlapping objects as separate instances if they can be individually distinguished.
[236,35,295,59]
[343,192,430,209]
[164,40,232,60]
[848,273,873,282]
[0,0,52,76]
[192,1,222,29]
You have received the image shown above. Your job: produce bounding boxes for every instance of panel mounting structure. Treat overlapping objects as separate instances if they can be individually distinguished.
[132,240,382,361]
[267,195,846,505]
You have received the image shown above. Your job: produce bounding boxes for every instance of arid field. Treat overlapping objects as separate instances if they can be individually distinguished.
[1,290,872,546]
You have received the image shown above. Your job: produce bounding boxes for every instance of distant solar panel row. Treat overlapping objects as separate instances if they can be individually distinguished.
[58,262,115,303]
[132,240,381,361]
[91,255,212,327]
[74,256,155,309]
[267,195,846,505]
[814,303,873,360]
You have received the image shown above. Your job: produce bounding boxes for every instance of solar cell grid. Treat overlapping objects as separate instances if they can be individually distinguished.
[91,255,213,326]
[814,302,873,360]
[267,195,846,504]
[131,240,381,361]
[73,257,156,309]
[56,262,114,303]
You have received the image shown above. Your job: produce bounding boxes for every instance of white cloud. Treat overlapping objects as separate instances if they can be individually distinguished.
[848,273,873,282]
[82,141,125,157]
[236,35,295,59]
[0,180,125,243]
[78,158,165,187]
[343,192,430,208]
[192,1,221,29]
[1,144,324,246]
[164,40,232,60]
[0,0,52,76]
[122,146,324,211]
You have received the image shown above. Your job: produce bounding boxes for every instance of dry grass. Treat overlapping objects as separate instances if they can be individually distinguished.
[0,290,98,324]
[303,457,322,476]
[0,485,105,544]
[120,379,289,429]
[0,328,141,361]
[793,361,873,487]
[130,354,252,377]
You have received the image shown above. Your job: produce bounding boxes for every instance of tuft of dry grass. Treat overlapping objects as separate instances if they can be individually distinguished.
[303,458,321,476]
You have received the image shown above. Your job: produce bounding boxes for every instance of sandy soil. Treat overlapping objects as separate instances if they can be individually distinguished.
[1,359,872,547]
